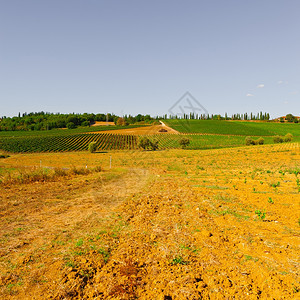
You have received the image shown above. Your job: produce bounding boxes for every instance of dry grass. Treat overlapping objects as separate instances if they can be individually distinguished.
[0,143,299,298]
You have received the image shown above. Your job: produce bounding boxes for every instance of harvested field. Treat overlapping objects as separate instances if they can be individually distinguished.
[0,143,299,299]
[91,122,115,126]
[89,124,179,135]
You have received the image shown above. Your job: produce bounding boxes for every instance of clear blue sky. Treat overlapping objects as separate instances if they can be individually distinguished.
[1,0,299,118]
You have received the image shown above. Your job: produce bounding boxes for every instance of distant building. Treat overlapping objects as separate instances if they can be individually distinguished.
[273,116,300,122]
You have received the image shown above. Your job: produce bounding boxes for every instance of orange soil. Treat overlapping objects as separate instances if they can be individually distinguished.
[91,121,115,126]
[89,124,179,135]
[0,143,299,299]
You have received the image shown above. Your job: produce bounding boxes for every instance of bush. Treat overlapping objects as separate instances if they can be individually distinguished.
[81,121,90,127]
[88,142,97,153]
[149,139,159,151]
[257,138,265,145]
[138,137,151,150]
[245,137,264,146]
[274,135,283,143]
[284,133,293,142]
[245,137,253,146]
[138,137,158,151]
[179,137,190,149]
[66,122,76,129]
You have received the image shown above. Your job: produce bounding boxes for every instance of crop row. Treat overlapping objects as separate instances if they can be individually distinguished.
[0,133,284,153]
[0,133,138,153]
[165,119,300,136]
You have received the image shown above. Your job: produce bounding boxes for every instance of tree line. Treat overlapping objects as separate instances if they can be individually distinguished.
[0,112,155,132]
[164,111,271,121]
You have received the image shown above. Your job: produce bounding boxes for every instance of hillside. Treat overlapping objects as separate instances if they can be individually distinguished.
[164,119,300,137]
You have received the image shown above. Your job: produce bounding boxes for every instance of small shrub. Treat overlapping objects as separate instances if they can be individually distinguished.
[284,133,293,142]
[274,135,283,143]
[149,139,159,151]
[255,210,266,220]
[170,256,189,265]
[138,137,158,151]
[245,137,253,146]
[257,138,265,145]
[245,137,264,146]
[71,166,90,175]
[54,168,68,177]
[94,166,102,172]
[88,142,97,153]
[179,137,190,149]
[138,137,151,150]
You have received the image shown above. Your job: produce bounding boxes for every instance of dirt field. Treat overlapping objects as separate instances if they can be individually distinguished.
[91,122,115,126]
[89,124,179,135]
[0,143,299,299]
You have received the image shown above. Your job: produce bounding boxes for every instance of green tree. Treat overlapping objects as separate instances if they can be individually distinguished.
[138,137,151,150]
[149,139,159,151]
[179,137,190,149]
[88,142,97,153]
[67,122,76,129]
[286,114,294,123]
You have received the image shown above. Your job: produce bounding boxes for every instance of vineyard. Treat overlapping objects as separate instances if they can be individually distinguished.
[165,119,300,137]
[0,132,290,153]
[0,133,138,153]
[1,119,299,153]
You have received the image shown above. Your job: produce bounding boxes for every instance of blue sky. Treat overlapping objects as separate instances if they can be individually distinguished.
[1,0,299,118]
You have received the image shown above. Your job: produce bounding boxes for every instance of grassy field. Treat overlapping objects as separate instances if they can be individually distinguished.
[165,119,300,137]
[0,143,299,298]
[0,124,146,137]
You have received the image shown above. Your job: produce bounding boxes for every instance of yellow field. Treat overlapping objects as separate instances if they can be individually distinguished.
[0,143,299,299]
[88,124,179,135]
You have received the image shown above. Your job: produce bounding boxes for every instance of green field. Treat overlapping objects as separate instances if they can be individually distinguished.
[0,124,145,137]
[165,119,300,136]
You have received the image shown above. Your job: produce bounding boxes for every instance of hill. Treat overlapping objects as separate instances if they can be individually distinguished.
[164,119,300,137]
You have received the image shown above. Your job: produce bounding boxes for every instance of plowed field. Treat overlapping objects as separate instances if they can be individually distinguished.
[0,143,299,299]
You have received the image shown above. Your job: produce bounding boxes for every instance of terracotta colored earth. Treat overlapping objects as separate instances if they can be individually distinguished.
[91,121,115,126]
[88,123,179,135]
[0,143,299,299]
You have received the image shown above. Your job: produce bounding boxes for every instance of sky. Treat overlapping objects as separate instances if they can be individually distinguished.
[0,0,299,118]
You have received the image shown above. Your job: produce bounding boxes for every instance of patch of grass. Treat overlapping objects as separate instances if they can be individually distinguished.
[243,255,259,262]
[209,209,250,220]
[75,238,84,247]
[255,210,266,220]
[170,256,189,265]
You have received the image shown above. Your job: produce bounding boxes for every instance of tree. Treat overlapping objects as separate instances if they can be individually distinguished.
[67,122,76,129]
[138,137,158,151]
[138,137,151,150]
[88,142,97,153]
[149,139,159,151]
[284,133,293,142]
[179,137,190,149]
[286,114,294,123]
